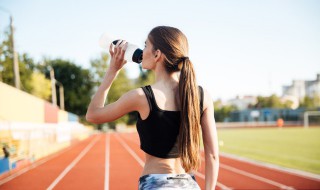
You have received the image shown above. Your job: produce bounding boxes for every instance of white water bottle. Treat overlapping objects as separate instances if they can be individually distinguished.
[99,33,143,64]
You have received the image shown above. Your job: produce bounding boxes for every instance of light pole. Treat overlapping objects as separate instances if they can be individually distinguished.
[55,80,65,110]
[49,67,65,110]
[50,67,57,106]
[10,15,20,89]
[0,7,20,89]
[0,64,3,81]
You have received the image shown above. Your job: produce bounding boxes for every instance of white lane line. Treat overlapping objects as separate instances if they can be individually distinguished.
[46,135,100,190]
[114,133,144,167]
[220,152,320,182]
[221,164,295,190]
[200,157,295,190]
[115,133,232,190]
[0,135,96,186]
[104,133,110,190]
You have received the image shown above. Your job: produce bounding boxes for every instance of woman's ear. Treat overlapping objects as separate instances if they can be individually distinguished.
[154,49,162,62]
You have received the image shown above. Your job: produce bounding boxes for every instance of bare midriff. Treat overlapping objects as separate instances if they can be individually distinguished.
[141,153,186,176]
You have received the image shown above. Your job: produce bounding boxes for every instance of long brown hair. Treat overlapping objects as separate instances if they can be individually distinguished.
[148,26,201,173]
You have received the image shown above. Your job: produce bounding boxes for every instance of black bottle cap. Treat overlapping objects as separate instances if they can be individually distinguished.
[132,49,143,64]
[112,40,120,45]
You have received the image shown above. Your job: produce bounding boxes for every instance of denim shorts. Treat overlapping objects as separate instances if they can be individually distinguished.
[138,173,201,190]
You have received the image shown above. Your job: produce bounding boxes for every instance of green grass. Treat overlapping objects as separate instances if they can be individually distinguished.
[215,127,320,174]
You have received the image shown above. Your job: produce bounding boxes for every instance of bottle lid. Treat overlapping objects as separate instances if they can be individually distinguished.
[132,49,143,63]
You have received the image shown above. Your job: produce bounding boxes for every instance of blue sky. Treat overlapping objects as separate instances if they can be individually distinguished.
[0,0,319,101]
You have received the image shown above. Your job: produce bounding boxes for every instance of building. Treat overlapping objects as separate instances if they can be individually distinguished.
[282,73,320,100]
[226,95,257,110]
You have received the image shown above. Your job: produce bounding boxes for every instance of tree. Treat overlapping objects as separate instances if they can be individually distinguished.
[300,95,320,109]
[213,99,237,122]
[30,71,51,101]
[282,99,294,109]
[38,58,94,118]
[19,53,36,93]
[90,53,134,129]
[254,94,289,109]
[90,53,109,87]
[0,28,35,93]
[0,28,15,86]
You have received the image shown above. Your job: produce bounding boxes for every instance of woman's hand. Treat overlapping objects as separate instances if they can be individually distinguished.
[109,40,128,72]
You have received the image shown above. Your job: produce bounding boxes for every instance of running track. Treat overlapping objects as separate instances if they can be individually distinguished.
[0,132,319,190]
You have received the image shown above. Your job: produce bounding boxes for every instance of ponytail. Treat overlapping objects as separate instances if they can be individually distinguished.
[178,58,201,173]
[148,26,202,173]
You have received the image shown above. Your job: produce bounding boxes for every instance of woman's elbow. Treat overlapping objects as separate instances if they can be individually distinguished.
[205,152,219,162]
[86,117,103,124]
[86,112,100,124]
[86,112,112,124]
[86,115,95,124]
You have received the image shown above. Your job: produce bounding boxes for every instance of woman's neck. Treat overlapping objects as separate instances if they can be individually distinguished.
[154,63,180,87]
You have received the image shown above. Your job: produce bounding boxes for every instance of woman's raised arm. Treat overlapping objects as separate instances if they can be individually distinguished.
[86,40,143,124]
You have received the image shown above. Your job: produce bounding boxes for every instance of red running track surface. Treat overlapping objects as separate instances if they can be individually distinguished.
[0,132,319,190]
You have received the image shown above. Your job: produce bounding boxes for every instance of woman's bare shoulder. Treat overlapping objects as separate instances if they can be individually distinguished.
[200,86,213,110]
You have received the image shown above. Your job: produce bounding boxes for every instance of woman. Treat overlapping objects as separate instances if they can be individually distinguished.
[86,26,219,190]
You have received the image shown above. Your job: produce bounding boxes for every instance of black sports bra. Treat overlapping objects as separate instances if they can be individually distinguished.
[136,85,204,158]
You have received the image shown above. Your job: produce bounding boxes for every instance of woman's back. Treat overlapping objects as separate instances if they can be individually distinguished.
[143,151,185,175]
[138,83,180,120]
[137,84,181,159]
[137,82,204,176]
[138,82,182,175]
[149,83,180,112]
